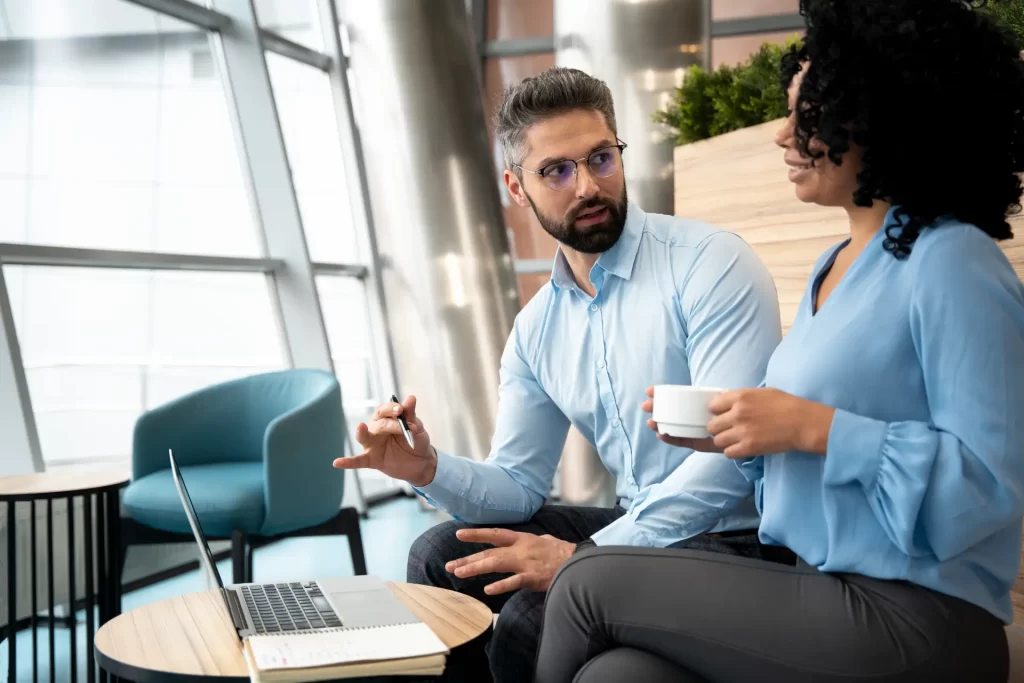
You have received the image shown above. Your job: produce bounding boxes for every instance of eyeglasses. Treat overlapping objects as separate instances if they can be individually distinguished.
[515,142,628,192]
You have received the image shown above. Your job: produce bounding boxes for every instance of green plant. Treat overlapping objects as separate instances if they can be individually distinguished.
[654,2,1024,146]
[653,38,800,146]
[980,0,1024,51]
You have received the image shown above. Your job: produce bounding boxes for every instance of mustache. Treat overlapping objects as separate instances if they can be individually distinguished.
[567,198,615,223]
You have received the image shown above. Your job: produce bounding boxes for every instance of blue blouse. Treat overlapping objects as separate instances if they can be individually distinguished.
[740,208,1024,622]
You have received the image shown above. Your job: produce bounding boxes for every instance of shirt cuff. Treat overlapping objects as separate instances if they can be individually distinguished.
[823,409,888,490]
[589,511,658,547]
[413,449,470,502]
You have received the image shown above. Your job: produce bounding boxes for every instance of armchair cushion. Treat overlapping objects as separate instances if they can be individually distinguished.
[123,462,265,537]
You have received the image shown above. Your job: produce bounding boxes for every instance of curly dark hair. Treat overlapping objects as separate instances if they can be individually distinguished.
[781,0,1024,258]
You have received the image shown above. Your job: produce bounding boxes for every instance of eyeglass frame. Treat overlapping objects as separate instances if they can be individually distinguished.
[513,140,628,192]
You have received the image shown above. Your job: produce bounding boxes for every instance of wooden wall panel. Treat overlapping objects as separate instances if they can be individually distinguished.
[674,118,1024,622]
[673,119,1024,331]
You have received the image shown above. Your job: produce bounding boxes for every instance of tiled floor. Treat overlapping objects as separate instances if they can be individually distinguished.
[2,496,445,683]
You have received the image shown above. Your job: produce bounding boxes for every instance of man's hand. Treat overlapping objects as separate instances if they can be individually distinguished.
[332,395,438,487]
[446,529,576,596]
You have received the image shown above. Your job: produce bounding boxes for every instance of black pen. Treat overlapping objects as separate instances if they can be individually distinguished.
[391,394,416,449]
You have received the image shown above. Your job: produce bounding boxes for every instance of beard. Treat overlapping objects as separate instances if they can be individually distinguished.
[526,187,628,254]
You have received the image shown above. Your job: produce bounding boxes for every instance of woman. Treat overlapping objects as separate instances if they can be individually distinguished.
[531,1,1024,682]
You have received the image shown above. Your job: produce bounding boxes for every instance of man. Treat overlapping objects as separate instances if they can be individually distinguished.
[334,66,782,682]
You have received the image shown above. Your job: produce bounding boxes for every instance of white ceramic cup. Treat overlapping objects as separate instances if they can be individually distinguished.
[652,385,725,438]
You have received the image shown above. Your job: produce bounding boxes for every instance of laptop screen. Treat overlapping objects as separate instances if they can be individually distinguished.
[168,449,225,591]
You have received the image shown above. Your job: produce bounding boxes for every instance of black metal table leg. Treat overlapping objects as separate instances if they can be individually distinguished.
[96,494,106,628]
[85,494,95,683]
[106,492,121,619]
[32,499,38,683]
[8,500,16,683]
[46,500,54,683]
[96,494,108,683]
[68,495,77,683]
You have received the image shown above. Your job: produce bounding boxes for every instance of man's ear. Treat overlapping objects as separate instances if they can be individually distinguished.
[504,169,530,208]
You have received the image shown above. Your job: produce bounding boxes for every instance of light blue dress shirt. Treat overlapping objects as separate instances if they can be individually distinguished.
[416,202,783,547]
[739,209,1024,622]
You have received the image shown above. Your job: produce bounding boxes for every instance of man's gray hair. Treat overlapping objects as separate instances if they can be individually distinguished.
[495,66,617,175]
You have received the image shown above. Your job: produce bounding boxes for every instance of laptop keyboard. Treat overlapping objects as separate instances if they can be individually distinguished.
[240,582,342,634]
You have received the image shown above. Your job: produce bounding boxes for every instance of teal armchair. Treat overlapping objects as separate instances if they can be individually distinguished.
[120,369,366,584]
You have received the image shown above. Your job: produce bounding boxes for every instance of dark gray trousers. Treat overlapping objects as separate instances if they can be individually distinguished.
[407,505,773,683]
[534,546,1010,683]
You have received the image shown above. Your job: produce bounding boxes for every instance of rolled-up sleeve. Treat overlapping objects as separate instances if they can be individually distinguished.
[415,323,570,524]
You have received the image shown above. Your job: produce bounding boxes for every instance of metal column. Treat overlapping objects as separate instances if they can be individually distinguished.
[555,0,710,215]
[336,0,520,463]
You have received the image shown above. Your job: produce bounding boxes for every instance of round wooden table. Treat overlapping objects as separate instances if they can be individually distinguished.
[95,582,493,682]
[1,471,130,683]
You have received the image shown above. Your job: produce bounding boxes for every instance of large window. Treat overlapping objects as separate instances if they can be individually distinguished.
[5,266,285,467]
[0,4,260,256]
[0,1,280,470]
[267,51,359,263]
[0,0,392,483]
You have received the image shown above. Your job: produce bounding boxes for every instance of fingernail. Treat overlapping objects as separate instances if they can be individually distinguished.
[444,562,453,572]
[393,405,401,414]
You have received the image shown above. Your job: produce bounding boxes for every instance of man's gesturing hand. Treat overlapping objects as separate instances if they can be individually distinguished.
[332,395,438,487]
[447,529,576,596]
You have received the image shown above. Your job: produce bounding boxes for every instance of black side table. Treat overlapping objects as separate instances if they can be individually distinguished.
[2,471,129,683]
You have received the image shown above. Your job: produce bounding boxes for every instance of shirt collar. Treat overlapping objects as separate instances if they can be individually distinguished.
[550,201,646,291]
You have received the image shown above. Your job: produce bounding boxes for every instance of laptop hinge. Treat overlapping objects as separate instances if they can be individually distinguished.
[221,587,247,632]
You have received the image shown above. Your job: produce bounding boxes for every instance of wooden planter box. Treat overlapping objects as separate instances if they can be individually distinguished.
[672,120,1024,630]
[673,119,1024,332]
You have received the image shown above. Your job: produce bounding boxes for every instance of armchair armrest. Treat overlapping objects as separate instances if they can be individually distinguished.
[260,381,347,536]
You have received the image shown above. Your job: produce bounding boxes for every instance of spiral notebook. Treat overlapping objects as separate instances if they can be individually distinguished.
[243,622,449,682]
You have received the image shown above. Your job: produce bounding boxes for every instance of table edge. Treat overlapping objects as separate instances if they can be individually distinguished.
[0,478,129,502]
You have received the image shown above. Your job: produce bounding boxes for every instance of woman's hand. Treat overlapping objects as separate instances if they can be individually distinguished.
[707,388,835,459]
[643,386,835,459]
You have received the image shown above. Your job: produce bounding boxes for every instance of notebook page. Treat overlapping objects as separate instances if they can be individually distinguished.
[247,622,448,671]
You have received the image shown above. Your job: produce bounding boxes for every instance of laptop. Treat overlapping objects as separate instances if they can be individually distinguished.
[168,449,421,640]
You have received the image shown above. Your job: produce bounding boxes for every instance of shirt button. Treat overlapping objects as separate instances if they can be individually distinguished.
[597,360,606,369]
[590,304,598,312]
[612,419,621,428]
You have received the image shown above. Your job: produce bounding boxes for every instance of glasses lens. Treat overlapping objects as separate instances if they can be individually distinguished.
[542,161,576,191]
[588,148,620,178]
